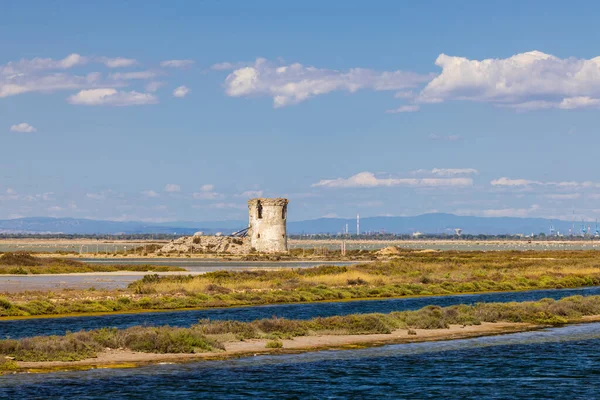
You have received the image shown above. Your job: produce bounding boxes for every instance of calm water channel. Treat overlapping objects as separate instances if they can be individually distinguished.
[1,322,599,399]
[2,286,600,339]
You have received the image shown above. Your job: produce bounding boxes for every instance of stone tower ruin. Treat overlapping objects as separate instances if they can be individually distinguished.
[248,198,288,253]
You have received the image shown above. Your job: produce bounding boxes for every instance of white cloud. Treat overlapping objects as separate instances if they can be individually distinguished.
[224,58,432,107]
[313,171,473,188]
[102,57,137,68]
[173,85,190,98]
[109,71,157,80]
[164,184,181,193]
[6,188,16,195]
[415,168,478,176]
[10,122,36,133]
[200,184,214,192]
[1,54,87,75]
[142,190,159,198]
[418,50,600,110]
[67,88,158,106]
[160,60,194,68]
[490,177,542,187]
[386,105,420,113]
[0,54,113,98]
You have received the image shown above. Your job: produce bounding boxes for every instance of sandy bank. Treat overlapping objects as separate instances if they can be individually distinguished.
[13,322,535,373]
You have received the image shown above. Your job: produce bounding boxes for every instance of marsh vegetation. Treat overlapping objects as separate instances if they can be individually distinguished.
[2,250,600,317]
[0,252,185,274]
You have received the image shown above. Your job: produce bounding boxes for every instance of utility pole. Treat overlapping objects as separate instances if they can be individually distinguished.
[356,213,360,236]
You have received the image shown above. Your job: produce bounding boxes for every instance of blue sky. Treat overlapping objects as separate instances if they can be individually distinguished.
[2,0,600,222]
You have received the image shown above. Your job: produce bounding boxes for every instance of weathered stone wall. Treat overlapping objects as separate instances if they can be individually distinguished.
[248,198,288,253]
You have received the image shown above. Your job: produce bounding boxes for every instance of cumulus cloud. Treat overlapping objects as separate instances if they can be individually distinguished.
[386,105,420,113]
[160,60,194,68]
[418,51,600,110]
[173,85,190,98]
[164,184,181,193]
[223,58,432,107]
[10,122,36,133]
[67,88,158,106]
[102,57,137,68]
[312,171,473,188]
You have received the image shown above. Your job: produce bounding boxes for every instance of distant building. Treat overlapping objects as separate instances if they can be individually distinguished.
[248,198,289,253]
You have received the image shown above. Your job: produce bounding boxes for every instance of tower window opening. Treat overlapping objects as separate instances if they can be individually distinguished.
[257,201,263,219]
[282,205,287,220]
[257,233,261,238]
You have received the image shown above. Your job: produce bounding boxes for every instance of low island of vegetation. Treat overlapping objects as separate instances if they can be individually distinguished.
[2,295,599,374]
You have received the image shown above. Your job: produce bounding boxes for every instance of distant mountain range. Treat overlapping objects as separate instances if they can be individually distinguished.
[0,214,590,235]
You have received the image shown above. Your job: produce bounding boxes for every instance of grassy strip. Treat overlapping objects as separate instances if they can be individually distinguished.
[3,250,600,317]
[1,295,599,370]
[0,252,185,274]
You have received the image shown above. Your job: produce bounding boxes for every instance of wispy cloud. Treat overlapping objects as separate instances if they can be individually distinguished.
[193,184,222,200]
[102,57,137,68]
[67,88,158,106]
[160,60,194,68]
[413,168,478,177]
[386,105,420,113]
[313,171,473,188]
[109,71,157,80]
[491,177,600,189]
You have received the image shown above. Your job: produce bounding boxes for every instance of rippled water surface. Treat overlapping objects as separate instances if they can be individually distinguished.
[2,323,600,399]
[3,286,600,339]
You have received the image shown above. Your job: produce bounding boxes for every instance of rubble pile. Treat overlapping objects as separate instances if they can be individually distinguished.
[157,234,251,254]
